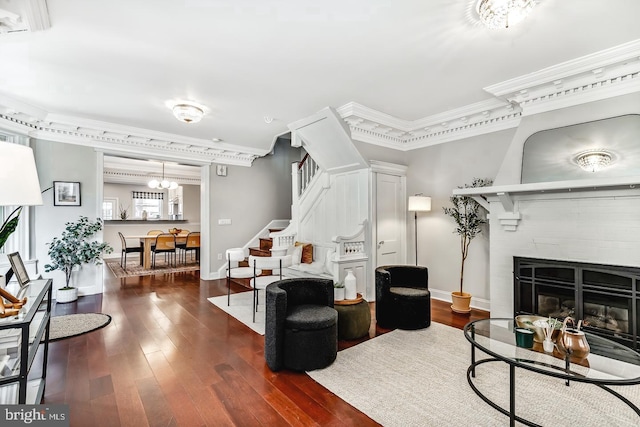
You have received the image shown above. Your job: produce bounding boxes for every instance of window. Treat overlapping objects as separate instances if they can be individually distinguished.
[102,198,118,220]
[132,191,163,219]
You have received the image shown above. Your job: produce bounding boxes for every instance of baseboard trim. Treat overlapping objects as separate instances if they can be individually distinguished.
[429,288,490,312]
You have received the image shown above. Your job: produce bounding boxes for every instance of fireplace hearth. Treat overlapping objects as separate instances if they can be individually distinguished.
[514,257,639,353]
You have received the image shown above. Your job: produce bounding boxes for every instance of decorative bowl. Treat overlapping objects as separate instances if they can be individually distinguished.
[515,314,561,343]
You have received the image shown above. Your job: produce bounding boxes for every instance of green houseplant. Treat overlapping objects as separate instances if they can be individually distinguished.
[334,280,345,301]
[44,216,113,303]
[443,178,492,313]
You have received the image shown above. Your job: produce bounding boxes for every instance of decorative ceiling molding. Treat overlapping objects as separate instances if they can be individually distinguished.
[484,39,640,116]
[0,109,261,167]
[0,0,50,34]
[103,169,201,186]
[337,99,522,151]
[339,39,640,151]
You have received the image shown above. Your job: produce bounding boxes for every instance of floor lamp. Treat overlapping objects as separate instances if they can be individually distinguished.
[408,195,431,266]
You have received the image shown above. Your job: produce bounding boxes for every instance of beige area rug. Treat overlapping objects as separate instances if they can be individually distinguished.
[49,313,111,341]
[105,258,199,278]
[307,322,640,426]
[208,291,265,335]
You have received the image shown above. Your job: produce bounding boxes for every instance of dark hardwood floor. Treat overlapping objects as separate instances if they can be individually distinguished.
[42,267,489,426]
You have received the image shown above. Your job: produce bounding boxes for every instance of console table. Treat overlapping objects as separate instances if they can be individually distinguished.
[464,318,640,426]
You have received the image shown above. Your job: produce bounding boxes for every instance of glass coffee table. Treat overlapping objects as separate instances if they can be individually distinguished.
[464,318,640,427]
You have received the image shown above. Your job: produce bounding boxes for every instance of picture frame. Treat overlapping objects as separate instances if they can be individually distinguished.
[53,181,81,206]
[216,165,227,177]
[7,252,30,289]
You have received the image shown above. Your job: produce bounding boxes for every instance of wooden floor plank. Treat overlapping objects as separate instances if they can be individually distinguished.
[43,267,489,426]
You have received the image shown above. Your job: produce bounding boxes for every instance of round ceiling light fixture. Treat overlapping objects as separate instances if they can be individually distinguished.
[575,150,613,173]
[171,101,205,124]
[476,0,537,29]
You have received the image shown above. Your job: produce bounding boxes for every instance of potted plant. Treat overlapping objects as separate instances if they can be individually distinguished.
[44,216,113,303]
[334,281,345,301]
[443,177,492,314]
[119,205,129,220]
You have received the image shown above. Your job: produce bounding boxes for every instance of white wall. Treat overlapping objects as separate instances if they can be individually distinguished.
[405,130,515,309]
[32,139,104,297]
[490,92,640,317]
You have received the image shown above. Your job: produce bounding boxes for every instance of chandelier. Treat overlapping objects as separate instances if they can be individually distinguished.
[148,162,179,189]
[476,0,537,29]
[575,150,612,173]
[172,102,204,123]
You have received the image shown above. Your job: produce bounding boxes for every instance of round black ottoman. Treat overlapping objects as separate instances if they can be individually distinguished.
[335,299,371,340]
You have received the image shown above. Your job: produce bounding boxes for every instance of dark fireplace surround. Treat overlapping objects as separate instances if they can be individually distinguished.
[514,257,640,353]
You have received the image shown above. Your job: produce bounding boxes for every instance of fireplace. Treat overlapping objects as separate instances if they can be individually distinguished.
[514,257,639,353]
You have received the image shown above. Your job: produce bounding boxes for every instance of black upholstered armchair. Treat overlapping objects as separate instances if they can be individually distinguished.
[375,265,431,330]
[265,278,338,372]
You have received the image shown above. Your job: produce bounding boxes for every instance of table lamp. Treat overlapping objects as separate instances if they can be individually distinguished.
[408,194,431,266]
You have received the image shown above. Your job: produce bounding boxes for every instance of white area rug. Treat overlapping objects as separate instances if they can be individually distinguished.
[207,291,265,335]
[307,322,640,426]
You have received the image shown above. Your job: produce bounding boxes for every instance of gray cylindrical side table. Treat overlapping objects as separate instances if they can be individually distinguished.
[335,298,371,340]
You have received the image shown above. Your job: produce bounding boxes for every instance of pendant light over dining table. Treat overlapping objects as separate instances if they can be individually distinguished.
[148,162,178,190]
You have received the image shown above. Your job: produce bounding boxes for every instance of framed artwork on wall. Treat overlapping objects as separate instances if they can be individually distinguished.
[53,181,81,206]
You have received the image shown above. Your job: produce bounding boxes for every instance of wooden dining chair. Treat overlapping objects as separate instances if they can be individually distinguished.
[181,232,200,264]
[118,232,142,270]
[152,233,176,268]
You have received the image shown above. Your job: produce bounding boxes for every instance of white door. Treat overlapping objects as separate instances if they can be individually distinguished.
[376,173,404,266]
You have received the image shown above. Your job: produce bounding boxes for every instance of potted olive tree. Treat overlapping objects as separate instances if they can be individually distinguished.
[45,216,113,303]
[443,178,492,314]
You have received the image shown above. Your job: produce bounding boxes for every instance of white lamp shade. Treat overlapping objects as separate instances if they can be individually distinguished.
[408,195,431,212]
[0,141,43,206]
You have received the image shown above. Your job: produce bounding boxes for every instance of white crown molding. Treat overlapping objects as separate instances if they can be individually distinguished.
[339,40,640,151]
[338,100,522,151]
[0,108,262,167]
[0,0,50,34]
[103,169,201,186]
[484,39,640,116]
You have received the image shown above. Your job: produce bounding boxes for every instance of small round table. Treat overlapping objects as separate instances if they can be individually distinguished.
[334,296,371,340]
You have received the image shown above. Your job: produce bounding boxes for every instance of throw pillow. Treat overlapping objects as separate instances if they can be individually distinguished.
[295,241,314,264]
[286,245,303,265]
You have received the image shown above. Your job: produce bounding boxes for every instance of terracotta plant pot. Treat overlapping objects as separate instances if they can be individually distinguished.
[451,291,471,314]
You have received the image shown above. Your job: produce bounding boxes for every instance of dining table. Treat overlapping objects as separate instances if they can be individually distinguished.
[123,232,188,269]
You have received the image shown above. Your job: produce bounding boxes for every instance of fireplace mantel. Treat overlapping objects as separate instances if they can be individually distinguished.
[452,175,640,231]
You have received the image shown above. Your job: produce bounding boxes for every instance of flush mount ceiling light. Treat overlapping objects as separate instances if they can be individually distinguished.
[476,0,537,29]
[171,101,205,124]
[148,162,179,189]
[575,150,613,173]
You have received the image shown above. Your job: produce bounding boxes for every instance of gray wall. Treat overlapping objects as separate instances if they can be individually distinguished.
[208,140,300,271]
[405,129,515,304]
[32,139,104,297]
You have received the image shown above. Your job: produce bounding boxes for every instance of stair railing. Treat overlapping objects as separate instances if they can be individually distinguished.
[298,153,319,196]
[332,220,368,261]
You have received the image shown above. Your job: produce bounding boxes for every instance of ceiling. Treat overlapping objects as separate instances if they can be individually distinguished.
[1,0,640,164]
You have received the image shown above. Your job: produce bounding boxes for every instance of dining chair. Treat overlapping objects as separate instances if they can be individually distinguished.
[118,232,142,270]
[181,232,200,264]
[152,233,177,268]
[175,229,191,261]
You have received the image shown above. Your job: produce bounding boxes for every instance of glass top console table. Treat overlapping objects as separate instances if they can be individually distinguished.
[463,318,640,427]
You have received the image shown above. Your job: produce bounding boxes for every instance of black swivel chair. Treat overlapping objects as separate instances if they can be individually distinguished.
[375,265,431,330]
[265,278,337,372]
